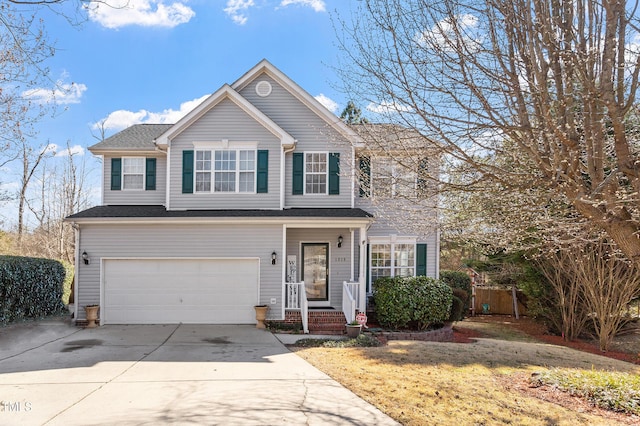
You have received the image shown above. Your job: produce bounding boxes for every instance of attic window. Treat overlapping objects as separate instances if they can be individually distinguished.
[255,81,272,97]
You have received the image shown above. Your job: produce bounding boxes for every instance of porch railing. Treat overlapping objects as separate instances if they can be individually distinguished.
[285,281,309,334]
[342,281,360,324]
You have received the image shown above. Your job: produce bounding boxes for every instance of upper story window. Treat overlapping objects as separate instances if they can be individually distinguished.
[122,157,145,190]
[182,145,267,195]
[305,152,327,194]
[195,149,255,193]
[111,157,156,191]
[359,156,428,199]
[292,151,340,195]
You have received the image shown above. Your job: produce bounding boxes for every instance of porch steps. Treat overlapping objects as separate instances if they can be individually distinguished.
[285,310,347,335]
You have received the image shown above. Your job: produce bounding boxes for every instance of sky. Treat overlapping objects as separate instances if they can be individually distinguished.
[1,0,360,228]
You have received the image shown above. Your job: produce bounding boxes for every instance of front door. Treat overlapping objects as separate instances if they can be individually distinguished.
[302,243,329,302]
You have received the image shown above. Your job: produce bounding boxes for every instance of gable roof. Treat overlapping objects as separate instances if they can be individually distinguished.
[154,84,295,148]
[89,124,172,154]
[232,59,362,144]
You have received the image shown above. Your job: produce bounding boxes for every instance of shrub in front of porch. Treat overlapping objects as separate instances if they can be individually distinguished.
[373,276,453,330]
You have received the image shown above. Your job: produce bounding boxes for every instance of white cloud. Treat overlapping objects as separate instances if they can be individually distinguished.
[366,101,412,114]
[416,13,481,51]
[315,93,338,113]
[47,144,86,157]
[94,94,209,131]
[22,82,87,105]
[224,0,254,25]
[87,0,195,29]
[279,0,325,12]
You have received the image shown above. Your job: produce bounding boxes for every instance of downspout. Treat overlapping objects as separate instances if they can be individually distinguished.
[280,142,297,210]
[71,222,80,323]
[154,142,170,210]
[99,156,104,206]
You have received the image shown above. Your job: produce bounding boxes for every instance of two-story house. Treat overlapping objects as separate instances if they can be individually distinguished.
[66,60,439,331]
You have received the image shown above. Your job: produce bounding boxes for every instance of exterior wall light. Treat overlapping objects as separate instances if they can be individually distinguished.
[271,251,277,265]
[82,251,90,265]
[338,235,343,248]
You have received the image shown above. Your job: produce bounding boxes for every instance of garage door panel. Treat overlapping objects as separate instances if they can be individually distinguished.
[104,259,259,324]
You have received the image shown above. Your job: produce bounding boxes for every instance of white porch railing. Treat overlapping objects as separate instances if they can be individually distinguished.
[285,281,309,334]
[342,281,360,324]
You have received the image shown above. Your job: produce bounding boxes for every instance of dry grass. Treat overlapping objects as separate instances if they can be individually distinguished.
[293,336,640,425]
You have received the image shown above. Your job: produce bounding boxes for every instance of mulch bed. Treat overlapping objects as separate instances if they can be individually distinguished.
[453,315,640,365]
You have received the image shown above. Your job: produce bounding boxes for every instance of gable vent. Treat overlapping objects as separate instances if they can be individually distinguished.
[255,81,272,97]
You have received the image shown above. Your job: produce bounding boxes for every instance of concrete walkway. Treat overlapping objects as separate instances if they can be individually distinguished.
[0,320,398,425]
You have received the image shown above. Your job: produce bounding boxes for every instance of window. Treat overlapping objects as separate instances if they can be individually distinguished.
[194,149,255,193]
[360,156,424,198]
[305,153,327,194]
[371,243,415,282]
[195,151,211,192]
[122,157,145,190]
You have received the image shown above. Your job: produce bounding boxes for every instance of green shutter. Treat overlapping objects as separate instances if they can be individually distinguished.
[329,152,340,195]
[359,156,370,197]
[417,157,428,196]
[145,158,156,191]
[416,243,427,276]
[257,150,269,193]
[111,158,121,191]
[292,152,304,195]
[182,150,194,194]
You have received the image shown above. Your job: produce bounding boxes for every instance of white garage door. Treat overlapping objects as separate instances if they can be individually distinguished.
[103,258,259,324]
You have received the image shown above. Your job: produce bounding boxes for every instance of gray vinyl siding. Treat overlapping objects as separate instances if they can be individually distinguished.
[285,228,352,308]
[76,223,283,320]
[169,98,281,210]
[239,75,353,208]
[356,198,439,279]
[103,154,166,205]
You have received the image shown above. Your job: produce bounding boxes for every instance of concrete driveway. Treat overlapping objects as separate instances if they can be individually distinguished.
[0,319,398,425]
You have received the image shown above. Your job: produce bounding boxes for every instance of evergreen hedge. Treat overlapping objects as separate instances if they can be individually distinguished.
[440,270,472,319]
[0,255,66,325]
[373,276,452,329]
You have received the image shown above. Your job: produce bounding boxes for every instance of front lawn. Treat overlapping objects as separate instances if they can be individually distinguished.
[292,322,640,425]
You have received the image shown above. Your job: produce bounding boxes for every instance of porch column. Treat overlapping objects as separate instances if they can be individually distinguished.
[358,225,367,313]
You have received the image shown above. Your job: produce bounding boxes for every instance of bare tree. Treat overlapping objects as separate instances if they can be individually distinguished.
[569,240,640,351]
[336,0,640,265]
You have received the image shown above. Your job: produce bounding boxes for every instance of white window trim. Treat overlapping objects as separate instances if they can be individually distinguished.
[122,157,145,191]
[371,158,418,198]
[194,148,257,194]
[368,236,418,291]
[303,151,329,195]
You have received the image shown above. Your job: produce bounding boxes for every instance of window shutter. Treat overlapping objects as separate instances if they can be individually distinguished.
[416,243,427,276]
[145,158,156,191]
[417,157,428,196]
[111,158,121,191]
[182,150,194,194]
[359,156,370,197]
[292,152,304,195]
[256,150,269,193]
[329,152,340,195]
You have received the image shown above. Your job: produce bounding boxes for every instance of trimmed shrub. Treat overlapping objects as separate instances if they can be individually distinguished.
[0,255,66,325]
[448,288,469,322]
[373,276,453,330]
[440,270,472,318]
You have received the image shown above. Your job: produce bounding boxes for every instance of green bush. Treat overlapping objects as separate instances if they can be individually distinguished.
[373,276,453,329]
[448,288,469,322]
[440,270,472,318]
[60,261,74,305]
[0,255,66,325]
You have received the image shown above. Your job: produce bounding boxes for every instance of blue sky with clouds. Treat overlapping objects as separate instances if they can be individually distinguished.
[2,0,359,227]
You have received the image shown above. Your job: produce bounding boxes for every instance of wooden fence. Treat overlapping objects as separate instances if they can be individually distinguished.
[473,287,528,316]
